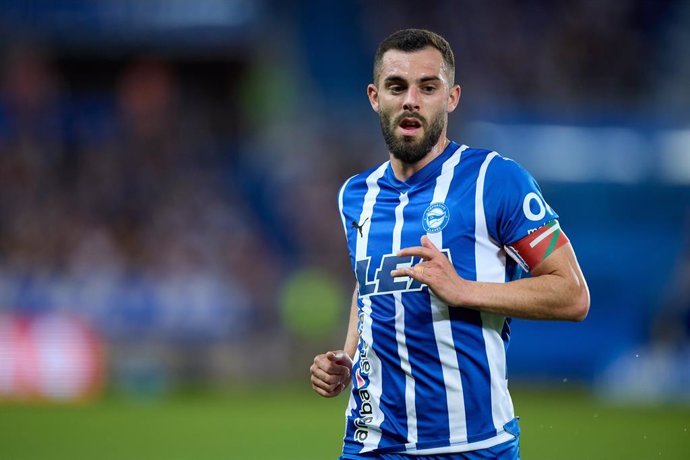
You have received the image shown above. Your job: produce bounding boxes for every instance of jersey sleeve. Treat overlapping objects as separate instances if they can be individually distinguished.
[482,155,559,248]
[338,175,355,237]
[337,174,359,273]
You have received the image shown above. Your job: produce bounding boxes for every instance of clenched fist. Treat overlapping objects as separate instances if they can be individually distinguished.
[310,351,353,398]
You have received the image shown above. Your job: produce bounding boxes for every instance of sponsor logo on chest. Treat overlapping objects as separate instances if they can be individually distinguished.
[355,249,452,297]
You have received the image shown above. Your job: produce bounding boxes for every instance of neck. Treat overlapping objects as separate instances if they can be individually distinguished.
[390,137,450,182]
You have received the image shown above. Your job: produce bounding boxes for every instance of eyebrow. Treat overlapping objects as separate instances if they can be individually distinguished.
[383,75,443,85]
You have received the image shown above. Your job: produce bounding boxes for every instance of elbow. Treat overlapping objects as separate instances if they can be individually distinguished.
[567,283,590,322]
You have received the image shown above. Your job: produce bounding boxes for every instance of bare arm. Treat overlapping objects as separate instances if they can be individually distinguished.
[343,287,360,358]
[392,235,589,321]
[310,286,359,397]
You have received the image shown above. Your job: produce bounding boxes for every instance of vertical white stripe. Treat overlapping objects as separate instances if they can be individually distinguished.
[391,193,407,252]
[356,162,388,259]
[340,174,361,437]
[427,146,468,444]
[474,152,515,432]
[474,152,503,281]
[356,162,388,452]
[338,175,357,233]
[392,192,417,445]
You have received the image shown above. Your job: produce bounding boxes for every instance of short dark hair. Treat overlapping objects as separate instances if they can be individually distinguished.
[373,29,455,85]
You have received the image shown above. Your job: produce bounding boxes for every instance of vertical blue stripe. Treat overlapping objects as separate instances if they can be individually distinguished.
[502,318,512,378]
[449,308,496,442]
[370,295,409,448]
[405,290,451,443]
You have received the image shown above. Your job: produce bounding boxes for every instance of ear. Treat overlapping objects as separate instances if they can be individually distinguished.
[447,84,461,113]
[367,84,380,113]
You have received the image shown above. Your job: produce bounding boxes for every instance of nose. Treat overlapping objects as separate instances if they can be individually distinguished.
[402,87,421,112]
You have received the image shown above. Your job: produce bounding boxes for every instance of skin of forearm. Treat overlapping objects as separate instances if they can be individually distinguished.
[343,288,360,359]
[454,270,589,321]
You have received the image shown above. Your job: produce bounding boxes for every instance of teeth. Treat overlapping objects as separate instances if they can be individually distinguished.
[400,119,421,128]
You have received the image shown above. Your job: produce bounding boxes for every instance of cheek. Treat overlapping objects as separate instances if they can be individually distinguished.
[377,100,395,115]
[379,106,396,124]
[430,100,449,119]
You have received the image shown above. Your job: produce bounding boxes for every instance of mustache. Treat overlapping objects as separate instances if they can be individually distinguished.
[395,112,426,125]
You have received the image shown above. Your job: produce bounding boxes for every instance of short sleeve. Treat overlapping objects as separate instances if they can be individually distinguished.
[482,155,558,246]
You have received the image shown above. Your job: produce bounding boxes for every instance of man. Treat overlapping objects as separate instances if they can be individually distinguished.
[310,29,589,460]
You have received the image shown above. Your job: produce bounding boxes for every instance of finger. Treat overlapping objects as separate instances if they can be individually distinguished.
[310,367,345,390]
[311,373,347,395]
[397,246,434,260]
[327,351,352,366]
[311,380,339,397]
[390,265,424,281]
[313,358,352,383]
[310,364,343,385]
[316,354,349,373]
[420,235,442,254]
[314,351,351,372]
[311,373,343,393]
[390,266,411,278]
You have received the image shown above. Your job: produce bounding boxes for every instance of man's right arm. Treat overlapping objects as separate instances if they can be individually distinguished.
[343,287,360,359]
[310,286,359,398]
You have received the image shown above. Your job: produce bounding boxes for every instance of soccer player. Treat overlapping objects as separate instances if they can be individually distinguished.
[310,29,589,460]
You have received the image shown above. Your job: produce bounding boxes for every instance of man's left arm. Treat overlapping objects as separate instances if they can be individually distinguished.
[391,234,589,321]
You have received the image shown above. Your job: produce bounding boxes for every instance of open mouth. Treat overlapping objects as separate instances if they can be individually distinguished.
[398,117,423,135]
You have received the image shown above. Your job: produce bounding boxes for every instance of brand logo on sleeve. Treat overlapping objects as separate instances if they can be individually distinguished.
[422,202,450,233]
[351,218,369,237]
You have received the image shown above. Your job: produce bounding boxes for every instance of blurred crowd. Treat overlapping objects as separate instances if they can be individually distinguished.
[303,0,689,118]
[0,0,688,388]
[0,48,286,335]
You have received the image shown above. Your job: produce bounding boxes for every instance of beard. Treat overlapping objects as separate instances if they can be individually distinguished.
[379,109,445,165]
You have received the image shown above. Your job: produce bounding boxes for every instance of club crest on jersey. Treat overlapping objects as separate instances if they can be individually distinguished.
[422,202,450,233]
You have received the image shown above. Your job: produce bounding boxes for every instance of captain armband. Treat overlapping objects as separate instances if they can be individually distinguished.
[505,220,570,272]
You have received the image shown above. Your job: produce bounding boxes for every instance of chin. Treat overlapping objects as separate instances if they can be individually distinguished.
[391,147,429,165]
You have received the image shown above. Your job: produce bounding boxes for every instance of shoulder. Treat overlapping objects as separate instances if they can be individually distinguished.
[455,145,532,183]
[475,150,535,186]
[337,161,389,215]
[457,145,495,164]
[339,161,389,196]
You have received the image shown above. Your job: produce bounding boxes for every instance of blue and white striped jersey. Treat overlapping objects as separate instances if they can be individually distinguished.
[337,141,558,455]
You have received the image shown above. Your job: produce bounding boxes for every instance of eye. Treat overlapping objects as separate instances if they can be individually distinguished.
[421,85,436,94]
[389,85,404,94]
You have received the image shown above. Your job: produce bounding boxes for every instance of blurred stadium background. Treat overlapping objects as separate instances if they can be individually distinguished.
[0,0,688,459]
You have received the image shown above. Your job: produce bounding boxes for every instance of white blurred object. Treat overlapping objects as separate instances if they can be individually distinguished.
[595,344,690,404]
[0,312,104,402]
[660,129,690,184]
[467,121,690,184]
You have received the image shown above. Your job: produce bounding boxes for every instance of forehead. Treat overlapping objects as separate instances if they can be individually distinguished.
[377,47,448,84]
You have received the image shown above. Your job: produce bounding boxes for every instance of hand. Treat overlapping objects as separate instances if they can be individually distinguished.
[310,351,353,398]
[391,235,467,306]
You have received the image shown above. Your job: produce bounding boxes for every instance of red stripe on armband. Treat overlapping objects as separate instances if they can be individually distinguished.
[505,220,570,272]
